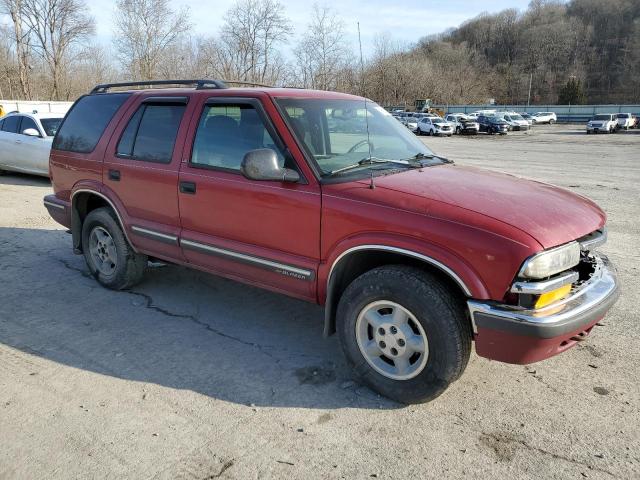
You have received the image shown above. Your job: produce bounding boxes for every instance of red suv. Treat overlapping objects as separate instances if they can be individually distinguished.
[44,80,619,404]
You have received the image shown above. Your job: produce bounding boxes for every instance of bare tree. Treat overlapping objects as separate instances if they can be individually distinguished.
[293,4,352,90]
[0,0,32,99]
[113,0,191,81]
[21,0,94,99]
[219,0,292,84]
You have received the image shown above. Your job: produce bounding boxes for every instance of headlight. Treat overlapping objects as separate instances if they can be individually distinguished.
[519,242,580,279]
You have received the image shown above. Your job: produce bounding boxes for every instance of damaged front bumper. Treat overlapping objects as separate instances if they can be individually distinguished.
[468,254,619,364]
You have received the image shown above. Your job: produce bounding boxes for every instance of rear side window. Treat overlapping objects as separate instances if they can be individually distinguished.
[2,115,20,133]
[53,93,130,153]
[116,103,186,163]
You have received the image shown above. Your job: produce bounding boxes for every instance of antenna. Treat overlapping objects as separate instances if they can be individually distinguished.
[357,22,374,173]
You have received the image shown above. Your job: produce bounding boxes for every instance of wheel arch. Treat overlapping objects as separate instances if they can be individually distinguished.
[322,245,480,337]
[71,189,136,253]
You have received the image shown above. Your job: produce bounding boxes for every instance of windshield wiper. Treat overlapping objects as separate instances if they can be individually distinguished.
[402,152,453,164]
[327,156,419,176]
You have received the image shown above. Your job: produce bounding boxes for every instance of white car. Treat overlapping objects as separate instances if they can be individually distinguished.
[531,112,557,124]
[416,117,453,136]
[0,112,64,177]
[445,114,480,134]
[616,113,634,130]
[494,112,530,131]
[586,114,617,134]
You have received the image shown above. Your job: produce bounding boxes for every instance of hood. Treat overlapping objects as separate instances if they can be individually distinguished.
[354,165,606,249]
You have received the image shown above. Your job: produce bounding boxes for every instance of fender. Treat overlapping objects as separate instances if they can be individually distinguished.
[320,235,491,337]
[70,186,138,253]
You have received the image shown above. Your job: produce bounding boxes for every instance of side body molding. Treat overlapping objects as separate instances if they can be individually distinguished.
[323,245,474,337]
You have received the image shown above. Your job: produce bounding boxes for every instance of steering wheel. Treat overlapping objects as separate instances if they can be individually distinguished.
[347,139,374,153]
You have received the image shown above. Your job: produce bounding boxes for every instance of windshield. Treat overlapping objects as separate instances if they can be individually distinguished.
[276,98,437,176]
[40,118,63,136]
[510,114,524,120]
[593,115,611,121]
[617,113,630,118]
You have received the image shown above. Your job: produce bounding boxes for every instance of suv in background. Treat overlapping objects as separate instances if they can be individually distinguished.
[586,114,617,134]
[531,112,557,124]
[445,114,479,135]
[477,115,509,135]
[416,116,453,136]
[44,79,619,404]
[494,112,529,131]
[616,113,634,130]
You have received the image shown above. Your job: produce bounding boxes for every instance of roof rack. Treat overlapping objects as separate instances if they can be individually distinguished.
[90,79,228,94]
[222,80,274,88]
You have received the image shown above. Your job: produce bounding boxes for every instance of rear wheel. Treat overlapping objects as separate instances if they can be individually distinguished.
[549,119,555,125]
[336,265,471,404]
[82,207,147,290]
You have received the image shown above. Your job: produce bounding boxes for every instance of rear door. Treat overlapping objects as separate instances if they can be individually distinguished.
[177,95,321,301]
[103,95,195,262]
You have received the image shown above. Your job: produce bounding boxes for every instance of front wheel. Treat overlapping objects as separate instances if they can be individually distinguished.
[82,207,147,290]
[336,265,471,404]
[549,119,555,125]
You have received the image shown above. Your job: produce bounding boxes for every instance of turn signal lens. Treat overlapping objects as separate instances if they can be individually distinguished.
[534,284,572,309]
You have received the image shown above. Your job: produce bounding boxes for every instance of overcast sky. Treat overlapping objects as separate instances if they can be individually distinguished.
[87,0,532,55]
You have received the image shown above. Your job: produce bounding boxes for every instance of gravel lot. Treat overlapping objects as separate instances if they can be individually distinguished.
[1,124,638,479]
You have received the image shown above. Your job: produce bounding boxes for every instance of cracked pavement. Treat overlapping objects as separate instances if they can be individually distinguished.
[1,124,639,479]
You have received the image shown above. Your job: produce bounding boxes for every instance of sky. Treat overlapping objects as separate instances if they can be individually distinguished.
[87,0,533,55]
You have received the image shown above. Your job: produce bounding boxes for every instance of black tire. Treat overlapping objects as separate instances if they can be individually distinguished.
[81,207,147,290]
[549,119,555,125]
[336,265,472,404]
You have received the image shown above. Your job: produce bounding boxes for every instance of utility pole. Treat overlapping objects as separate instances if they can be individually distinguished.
[527,72,533,107]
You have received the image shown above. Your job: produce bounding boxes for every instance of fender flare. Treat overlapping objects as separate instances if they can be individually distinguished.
[322,244,483,337]
[70,188,137,253]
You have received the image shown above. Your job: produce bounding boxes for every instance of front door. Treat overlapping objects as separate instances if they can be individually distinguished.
[177,96,321,301]
[103,95,194,262]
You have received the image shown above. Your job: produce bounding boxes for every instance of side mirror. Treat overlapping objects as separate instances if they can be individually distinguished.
[241,149,300,183]
[22,128,40,137]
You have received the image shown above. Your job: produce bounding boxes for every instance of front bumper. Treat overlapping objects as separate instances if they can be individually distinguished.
[587,125,610,133]
[468,254,619,364]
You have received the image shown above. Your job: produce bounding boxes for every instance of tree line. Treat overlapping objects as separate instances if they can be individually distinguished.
[1,0,638,106]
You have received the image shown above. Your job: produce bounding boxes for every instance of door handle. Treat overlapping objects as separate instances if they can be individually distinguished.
[108,169,121,181]
[15,140,22,144]
[179,181,196,194]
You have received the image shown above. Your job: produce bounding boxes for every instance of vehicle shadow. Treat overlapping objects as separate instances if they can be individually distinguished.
[0,226,400,410]
[0,172,50,186]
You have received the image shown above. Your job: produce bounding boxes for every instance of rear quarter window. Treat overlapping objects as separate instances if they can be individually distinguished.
[53,93,131,153]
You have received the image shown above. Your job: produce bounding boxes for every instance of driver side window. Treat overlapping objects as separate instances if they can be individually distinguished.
[190,103,285,171]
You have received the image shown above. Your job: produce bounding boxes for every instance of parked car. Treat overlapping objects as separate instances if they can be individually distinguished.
[416,116,453,136]
[615,113,634,130]
[403,116,419,133]
[445,114,479,135]
[0,112,64,177]
[477,115,509,135]
[44,79,619,404]
[519,113,534,126]
[531,112,557,124]
[494,112,529,131]
[586,114,618,134]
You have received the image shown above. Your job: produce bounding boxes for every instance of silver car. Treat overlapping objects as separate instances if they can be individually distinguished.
[0,112,64,177]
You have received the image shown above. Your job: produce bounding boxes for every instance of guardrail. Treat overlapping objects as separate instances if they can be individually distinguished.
[431,104,640,123]
[0,99,73,115]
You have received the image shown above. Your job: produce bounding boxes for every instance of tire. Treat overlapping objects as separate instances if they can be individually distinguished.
[336,265,472,404]
[549,119,555,125]
[81,207,147,290]
[455,127,461,135]
[416,128,422,136]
